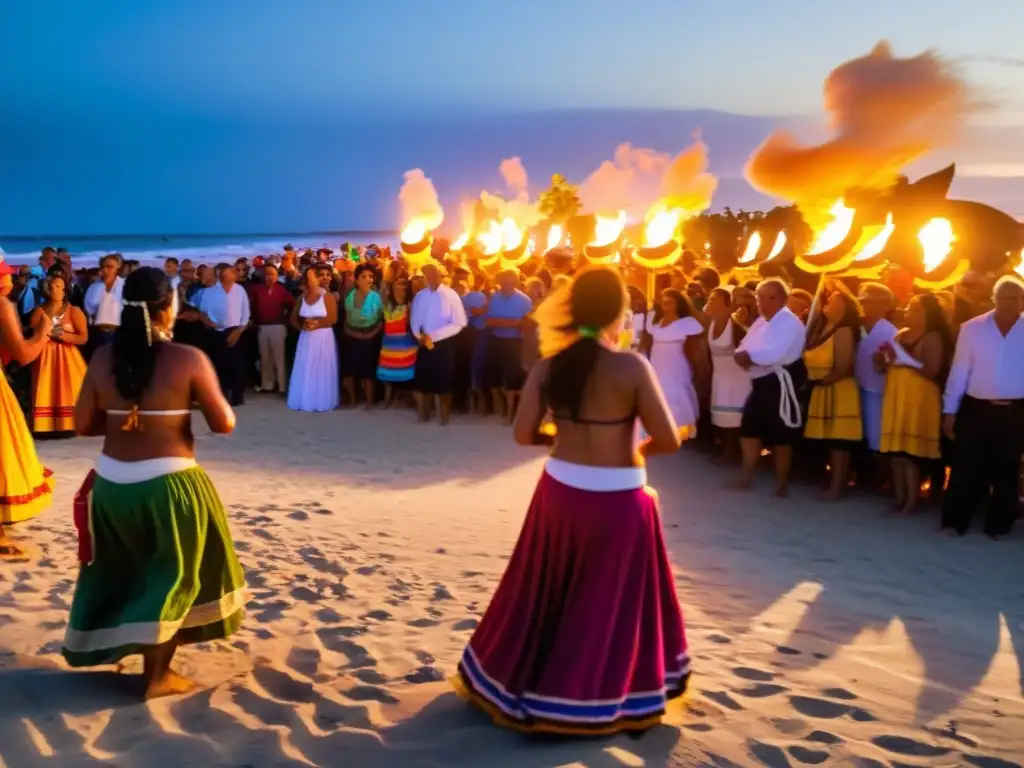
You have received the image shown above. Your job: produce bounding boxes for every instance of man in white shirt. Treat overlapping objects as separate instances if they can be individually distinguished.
[855,283,898,453]
[199,261,252,406]
[410,263,468,425]
[83,253,125,354]
[940,275,1024,538]
[733,278,808,496]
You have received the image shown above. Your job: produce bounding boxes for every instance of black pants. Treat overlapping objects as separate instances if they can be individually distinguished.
[941,396,1024,536]
[208,329,247,406]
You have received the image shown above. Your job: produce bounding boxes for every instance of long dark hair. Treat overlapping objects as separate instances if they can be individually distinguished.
[545,267,625,420]
[916,292,955,362]
[808,283,862,348]
[113,267,173,403]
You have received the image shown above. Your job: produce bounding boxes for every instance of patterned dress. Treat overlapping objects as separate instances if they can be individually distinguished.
[377,303,417,383]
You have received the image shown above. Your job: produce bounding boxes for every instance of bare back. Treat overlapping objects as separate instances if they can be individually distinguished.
[75,342,235,461]
[514,345,680,467]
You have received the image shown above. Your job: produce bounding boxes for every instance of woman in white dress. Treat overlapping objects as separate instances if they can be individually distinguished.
[287,267,340,412]
[706,287,751,461]
[645,289,705,440]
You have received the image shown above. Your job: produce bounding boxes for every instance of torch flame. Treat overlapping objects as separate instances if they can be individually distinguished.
[738,232,762,265]
[807,199,855,256]
[451,232,469,251]
[401,218,430,245]
[500,217,523,250]
[1016,247,1024,279]
[644,209,682,248]
[853,213,894,262]
[767,232,787,261]
[591,211,627,247]
[476,220,503,256]
[917,218,955,273]
[546,224,563,252]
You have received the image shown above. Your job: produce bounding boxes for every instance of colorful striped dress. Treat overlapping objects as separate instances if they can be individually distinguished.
[377,303,417,383]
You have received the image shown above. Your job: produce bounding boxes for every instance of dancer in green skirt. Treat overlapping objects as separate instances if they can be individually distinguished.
[65,266,245,699]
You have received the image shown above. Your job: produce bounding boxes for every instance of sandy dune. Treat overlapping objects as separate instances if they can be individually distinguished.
[1,398,1022,767]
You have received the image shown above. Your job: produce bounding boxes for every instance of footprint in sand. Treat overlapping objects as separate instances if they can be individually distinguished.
[287,510,310,521]
[737,683,789,699]
[432,584,455,601]
[286,648,322,678]
[316,634,376,668]
[684,722,714,733]
[706,633,733,645]
[363,610,393,622]
[734,667,776,682]
[787,745,829,765]
[788,696,850,720]
[747,740,789,768]
[312,508,334,516]
[775,645,802,656]
[354,668,389,685]
[820,687,857,701]
[703,690,745,712]
[291,586,322,603]
[344,684,398,704]
[453,618,479,631]
[806,730,842,745]
[964,755,1023,768]
[405,666,444,684]
[253,665,317,703]
[870,735,951,759]
[356,564,381,576]
[407,618,441,628]
[415,650,435,665]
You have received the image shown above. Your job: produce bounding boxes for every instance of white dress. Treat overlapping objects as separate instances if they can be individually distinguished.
[648,316,703,433]
[708,317,752,429]
[287,291,340,412]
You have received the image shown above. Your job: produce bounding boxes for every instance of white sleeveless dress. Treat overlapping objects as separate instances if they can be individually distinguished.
[287,291,340,412]
[648,316,703,434]
[708,317,752,429]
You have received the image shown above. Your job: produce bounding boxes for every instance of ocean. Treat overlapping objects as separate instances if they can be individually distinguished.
[0,231,400,267]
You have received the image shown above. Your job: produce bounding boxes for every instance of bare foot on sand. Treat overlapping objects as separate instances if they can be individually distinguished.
[145,670,197,700]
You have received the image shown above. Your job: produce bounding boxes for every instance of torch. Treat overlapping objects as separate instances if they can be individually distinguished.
[632,208,684,306]
[498,218,534,269]
[584,211,627,265]
[400,218,435,271]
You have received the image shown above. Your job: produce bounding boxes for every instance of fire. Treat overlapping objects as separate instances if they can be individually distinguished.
[853,213,894,262]
[591,211,627,247]
[401,218,430,245]
[450,232,469,251]
[767,232,787,261]
[546,224,563,252]
[917,217,955,272]
[1015,247,1024,278]
[500,217,523,250]
[476,220,503,256]
[738,232,762,265]
[644,209,682,248]
[807,199,855,255]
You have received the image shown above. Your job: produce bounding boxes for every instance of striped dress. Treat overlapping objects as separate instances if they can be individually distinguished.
[377,304,417,383]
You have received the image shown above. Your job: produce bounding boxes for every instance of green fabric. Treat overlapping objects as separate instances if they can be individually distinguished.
[344,289,383,329]
[62,466,245,668]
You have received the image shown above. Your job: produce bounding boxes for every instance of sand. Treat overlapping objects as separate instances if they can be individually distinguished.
[1,398,1022,768]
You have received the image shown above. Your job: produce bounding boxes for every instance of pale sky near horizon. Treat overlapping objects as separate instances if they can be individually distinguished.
[1,1,1021,234]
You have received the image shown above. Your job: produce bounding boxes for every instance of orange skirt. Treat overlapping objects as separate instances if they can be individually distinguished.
[31,341,87,434]
[1,373,54,524]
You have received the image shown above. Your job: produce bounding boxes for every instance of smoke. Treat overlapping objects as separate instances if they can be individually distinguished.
[745,41,978,209]
[499,157,529,200]
[398,169,444,230]
[579,138,717,219]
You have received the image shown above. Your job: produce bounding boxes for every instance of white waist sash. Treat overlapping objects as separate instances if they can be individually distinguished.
[544,457,646,492]
[96,454,198,484]
[754,364,802,429]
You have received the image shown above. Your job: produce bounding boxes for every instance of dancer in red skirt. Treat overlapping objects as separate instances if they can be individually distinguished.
[453,265,691,735]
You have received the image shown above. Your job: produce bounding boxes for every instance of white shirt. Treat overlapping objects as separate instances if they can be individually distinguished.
[855,318,898,393]
[736,307,806,380]
[84,277,125,326]
[943,311,1024,414]
[198,282,251,331]
[410,284,468,343]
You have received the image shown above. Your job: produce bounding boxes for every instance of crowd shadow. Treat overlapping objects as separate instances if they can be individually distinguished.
[649,450,1024,724]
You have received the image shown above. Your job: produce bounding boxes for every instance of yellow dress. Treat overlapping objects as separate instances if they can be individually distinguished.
[31,313,88,434]
[879,365,941,459]
[803,332,862,443]
[1,363,54,524]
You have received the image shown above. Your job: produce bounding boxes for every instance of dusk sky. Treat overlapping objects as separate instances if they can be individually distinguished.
[2,1,1022,236]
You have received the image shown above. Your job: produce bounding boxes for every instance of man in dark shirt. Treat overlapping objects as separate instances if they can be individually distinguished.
[249,264,296,394]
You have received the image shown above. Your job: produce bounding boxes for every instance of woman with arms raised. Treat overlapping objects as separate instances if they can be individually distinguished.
[453,266,691,736]
[0,255,53,558]
[63,267,245,699]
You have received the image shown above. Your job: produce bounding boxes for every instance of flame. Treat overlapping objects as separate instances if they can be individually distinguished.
[644,209,682,248]
[401,218,430,245]
[917,217,955,273]
[476,220,503,256]
[1015,247,1024,278]
[853,213,894,262]
[500,217,523,250]
[450,232,469,251]
[807,199,855,255]
[738,232,762,265]
[704,241,711,251]
[546,224,563,252]
[591,211,627,247]
[767,232,787,261]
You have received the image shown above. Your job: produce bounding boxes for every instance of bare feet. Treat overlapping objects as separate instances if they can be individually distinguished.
[144,669,197,700]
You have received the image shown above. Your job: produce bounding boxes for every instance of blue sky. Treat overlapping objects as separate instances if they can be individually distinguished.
[1,0,1021,235]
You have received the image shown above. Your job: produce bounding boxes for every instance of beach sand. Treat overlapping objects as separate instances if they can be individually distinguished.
[1,398,1022,767]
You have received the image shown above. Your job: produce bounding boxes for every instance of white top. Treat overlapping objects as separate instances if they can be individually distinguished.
[410,284,468,343]
[299,290,328,320]
[198,282,251,331]
[943,310,1024,414]
[855,318,898,393]
[736,307,806,380]
[84,277,125,326]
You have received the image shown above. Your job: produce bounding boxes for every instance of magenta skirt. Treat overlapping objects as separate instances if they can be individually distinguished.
[454,459,691,735]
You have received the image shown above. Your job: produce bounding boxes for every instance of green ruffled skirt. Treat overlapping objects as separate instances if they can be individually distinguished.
[62,466,246,667]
